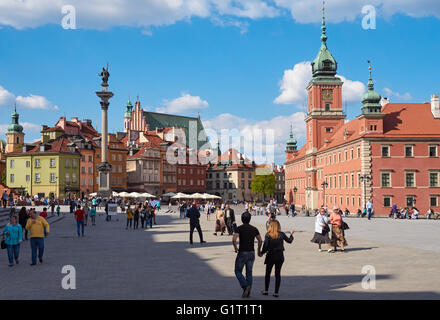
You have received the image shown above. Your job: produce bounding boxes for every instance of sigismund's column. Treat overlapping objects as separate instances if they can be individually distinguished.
[96,65,114,198]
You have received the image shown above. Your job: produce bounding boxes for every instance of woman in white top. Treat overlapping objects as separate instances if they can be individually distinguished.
[310,207,333,252]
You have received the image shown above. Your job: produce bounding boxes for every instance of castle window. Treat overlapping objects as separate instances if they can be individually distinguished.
[429,145,437,157]
[405,145,414,157]
[325,127,332,133]
[325,103,330,111]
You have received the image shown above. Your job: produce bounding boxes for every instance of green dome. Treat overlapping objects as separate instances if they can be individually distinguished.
[124,98,133,118]
[361,67,383,115]
[311,8,338,78]
[7,107,23,133]
[286,125,297,152]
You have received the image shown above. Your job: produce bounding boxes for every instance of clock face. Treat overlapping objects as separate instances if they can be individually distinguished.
[322,89,333,100]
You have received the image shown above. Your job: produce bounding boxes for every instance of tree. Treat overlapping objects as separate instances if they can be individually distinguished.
[251,174,276,200]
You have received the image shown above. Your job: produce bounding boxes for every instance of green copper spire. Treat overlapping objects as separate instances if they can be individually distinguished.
[124,97,133,118]
[7,102,23,134]
[286,124,297,152]
[361,66,383,115]
[311,2,339,81]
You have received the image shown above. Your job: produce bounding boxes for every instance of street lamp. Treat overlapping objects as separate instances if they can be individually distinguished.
[321,181,328,207]
[293,186,298,211]
[359,174,371,210]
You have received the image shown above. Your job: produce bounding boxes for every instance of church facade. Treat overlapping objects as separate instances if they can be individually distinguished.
[284,11,440,215]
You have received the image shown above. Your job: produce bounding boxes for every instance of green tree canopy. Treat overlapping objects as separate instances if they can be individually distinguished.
[251,174,276,196]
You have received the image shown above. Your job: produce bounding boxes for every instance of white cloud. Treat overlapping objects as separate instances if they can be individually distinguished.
[203,111,306,164]
[274,61,365,105]
[383,87,412,100]
[16,94,58,110]
[0,0,438,31]
[0,85,15,107]
[157,93,209,114]
[273,61,311,105]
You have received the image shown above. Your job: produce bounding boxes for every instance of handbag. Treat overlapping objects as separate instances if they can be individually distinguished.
[1,239,6,250]
[322,224,330,234]
[342,221,349,230]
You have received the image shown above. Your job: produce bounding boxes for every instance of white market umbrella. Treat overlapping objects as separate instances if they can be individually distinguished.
[128,192,142,198]
[171,193,188,199]
[190,193,205,199]
[88,192,97,197]
[112,191,119,197]
[118,192,130,197]
[162,192,176,197]
[140,192,156,198]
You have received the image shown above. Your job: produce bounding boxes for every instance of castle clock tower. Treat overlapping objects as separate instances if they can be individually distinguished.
[305,6,345,154]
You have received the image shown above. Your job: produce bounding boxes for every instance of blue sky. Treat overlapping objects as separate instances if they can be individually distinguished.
[0,0,439,164]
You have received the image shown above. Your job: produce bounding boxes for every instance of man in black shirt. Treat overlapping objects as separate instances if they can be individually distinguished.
[232,211,262,298]
[187,201,206,244]
[224,204,235,236]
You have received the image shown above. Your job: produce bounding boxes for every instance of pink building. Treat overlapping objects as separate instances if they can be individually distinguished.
[284,12,440,215]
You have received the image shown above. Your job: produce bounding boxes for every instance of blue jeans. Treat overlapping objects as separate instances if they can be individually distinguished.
[30,237,44,264]
[77,220,84,236]
[234,251,255,289]
[367,208,372,220]
[146,218,152,228]
[6,244,20,264]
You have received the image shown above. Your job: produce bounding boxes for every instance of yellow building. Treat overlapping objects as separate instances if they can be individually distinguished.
[6,135,81,199]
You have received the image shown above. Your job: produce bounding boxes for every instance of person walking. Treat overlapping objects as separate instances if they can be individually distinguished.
[214,205,226,236]
[187,201,206,245]
[50,201,56,216]
[2,190,8,208]
[126,206,133,229]
[26,209,50,265]
[366,199,373,220]
[133,206,140,229]
[3,216,23,266]
[90,206,97,226]
[260,220,294,297]
[74,205,85,237]
[146,204,153,228]
[232,211,263,298]
[224,204,236,236]
[56,203,61,216]
[39,207,48,220]
[311,207,333,252]
[330,206,347,252]
[84,203,90,226]
[140,206,147,228]
[18,207,29,241]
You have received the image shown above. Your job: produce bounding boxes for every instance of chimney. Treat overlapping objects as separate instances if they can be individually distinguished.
[431,94,440,118]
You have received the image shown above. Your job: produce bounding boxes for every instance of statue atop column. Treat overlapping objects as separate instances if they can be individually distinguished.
[99,63,110,87]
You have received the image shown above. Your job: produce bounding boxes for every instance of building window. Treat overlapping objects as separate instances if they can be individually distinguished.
[10,174,14,183]
[357,147,361,158]
[325,103,330,111]
[50,173,56,183]
[381,172,391,187]
[65,159,70,168]
[325,127,332,133]
[429,145,437,157]
[81,167,86,174]
[72,159,77,168]
[405,172,415,187]
[384,196,391,207]
[88,155,92,162]
[430,196,438,207]
[112,154,116,161]
[10,160,14,169]
[381,145,390,157]
[406,196,415,207]
[350,149,354,160]
[26,161,30,168]
[65,173,70,183]
[26,175,30,182]
[351,173,354,188]
[72,173,77,183]
[88,167,92,174]
[35,159,41,168]
[35,173,40,183]
[405,145,414,157]
[49,158,56,168]
[429,172,439,187]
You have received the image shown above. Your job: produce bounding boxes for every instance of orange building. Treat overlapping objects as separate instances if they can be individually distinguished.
[284,12,440,215]
[93,133,127,193]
